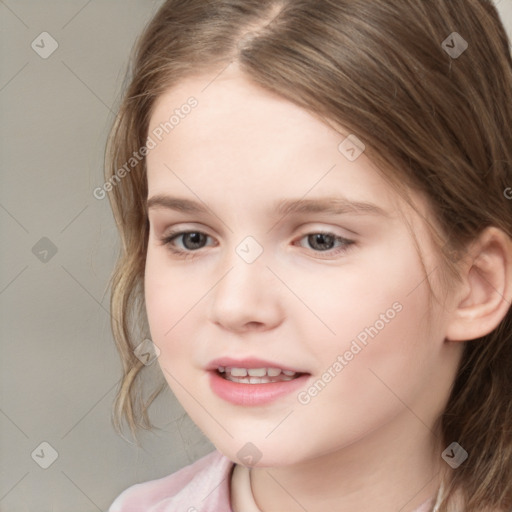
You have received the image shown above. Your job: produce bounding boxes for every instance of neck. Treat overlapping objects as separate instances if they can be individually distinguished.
[250,412,444,512]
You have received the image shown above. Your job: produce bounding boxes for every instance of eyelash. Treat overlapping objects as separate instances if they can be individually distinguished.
[158,229,356,260]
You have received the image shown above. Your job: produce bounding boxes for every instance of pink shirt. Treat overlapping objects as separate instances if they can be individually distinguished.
[109,450,438,512]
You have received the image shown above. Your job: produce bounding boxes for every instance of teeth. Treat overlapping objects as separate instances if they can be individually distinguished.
[218,366,301,383]
[218,367,298,376]
[230,367,248,377]
[247,368,266,377]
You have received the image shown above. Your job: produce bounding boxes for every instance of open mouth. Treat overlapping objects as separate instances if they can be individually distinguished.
[209,361,311,405]
[216,366,304,384]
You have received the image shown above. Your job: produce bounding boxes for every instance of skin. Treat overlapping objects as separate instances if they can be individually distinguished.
[143,64,489,511]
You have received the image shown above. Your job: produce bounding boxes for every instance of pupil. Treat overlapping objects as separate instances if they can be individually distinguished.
[310,233,333,250]
[185,232,204,249]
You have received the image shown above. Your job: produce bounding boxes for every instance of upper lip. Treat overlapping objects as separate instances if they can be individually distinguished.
[206,357,308,374]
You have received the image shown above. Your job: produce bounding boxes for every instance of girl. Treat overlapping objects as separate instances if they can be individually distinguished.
[104,1,512,510]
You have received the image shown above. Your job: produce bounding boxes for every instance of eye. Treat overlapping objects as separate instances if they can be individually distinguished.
[159,230,215,258]
[295,231,355,257]
[158,229,355,259]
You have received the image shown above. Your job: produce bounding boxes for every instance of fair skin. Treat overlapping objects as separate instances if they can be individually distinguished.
[143,64,512,512]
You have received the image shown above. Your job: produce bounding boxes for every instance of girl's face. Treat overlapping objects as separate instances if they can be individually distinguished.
[144,66,464,467]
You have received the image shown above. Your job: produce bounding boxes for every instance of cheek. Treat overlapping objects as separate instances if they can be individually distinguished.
[144,251,194,357]
[144,252,207,412]
[299,288,436,432]
[294,242,428,354]
[291,249,437,417]
[144,247,227,384]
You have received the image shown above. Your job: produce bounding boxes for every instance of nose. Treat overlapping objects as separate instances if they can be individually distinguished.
[206,248,285,333]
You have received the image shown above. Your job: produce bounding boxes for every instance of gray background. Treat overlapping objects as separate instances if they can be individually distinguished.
[1,1,511,511]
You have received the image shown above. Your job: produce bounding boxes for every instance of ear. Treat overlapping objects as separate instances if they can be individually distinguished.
[445,226,512,342]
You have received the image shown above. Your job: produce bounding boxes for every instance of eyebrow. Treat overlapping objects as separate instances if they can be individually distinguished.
[147,195,389,218]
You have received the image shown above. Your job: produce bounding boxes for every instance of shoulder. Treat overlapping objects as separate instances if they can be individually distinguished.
[109,450,234,512]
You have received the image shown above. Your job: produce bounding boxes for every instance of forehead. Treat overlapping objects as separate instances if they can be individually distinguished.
[148,67,340,161]
[145,69,431,227]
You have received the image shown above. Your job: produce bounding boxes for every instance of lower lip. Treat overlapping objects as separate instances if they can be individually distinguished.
[209,371,310,406]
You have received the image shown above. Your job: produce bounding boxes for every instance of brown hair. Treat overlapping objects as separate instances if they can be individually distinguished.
[103,1,512,510]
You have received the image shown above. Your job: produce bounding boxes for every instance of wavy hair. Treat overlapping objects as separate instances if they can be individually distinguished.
[103,1,512,510]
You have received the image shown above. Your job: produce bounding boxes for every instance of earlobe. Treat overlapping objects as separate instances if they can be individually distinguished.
[445,226,512,342]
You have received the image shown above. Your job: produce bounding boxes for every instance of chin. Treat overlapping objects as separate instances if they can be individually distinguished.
[211,436,308,469]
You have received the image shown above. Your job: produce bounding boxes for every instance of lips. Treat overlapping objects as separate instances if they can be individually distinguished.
[207,357,311,406]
